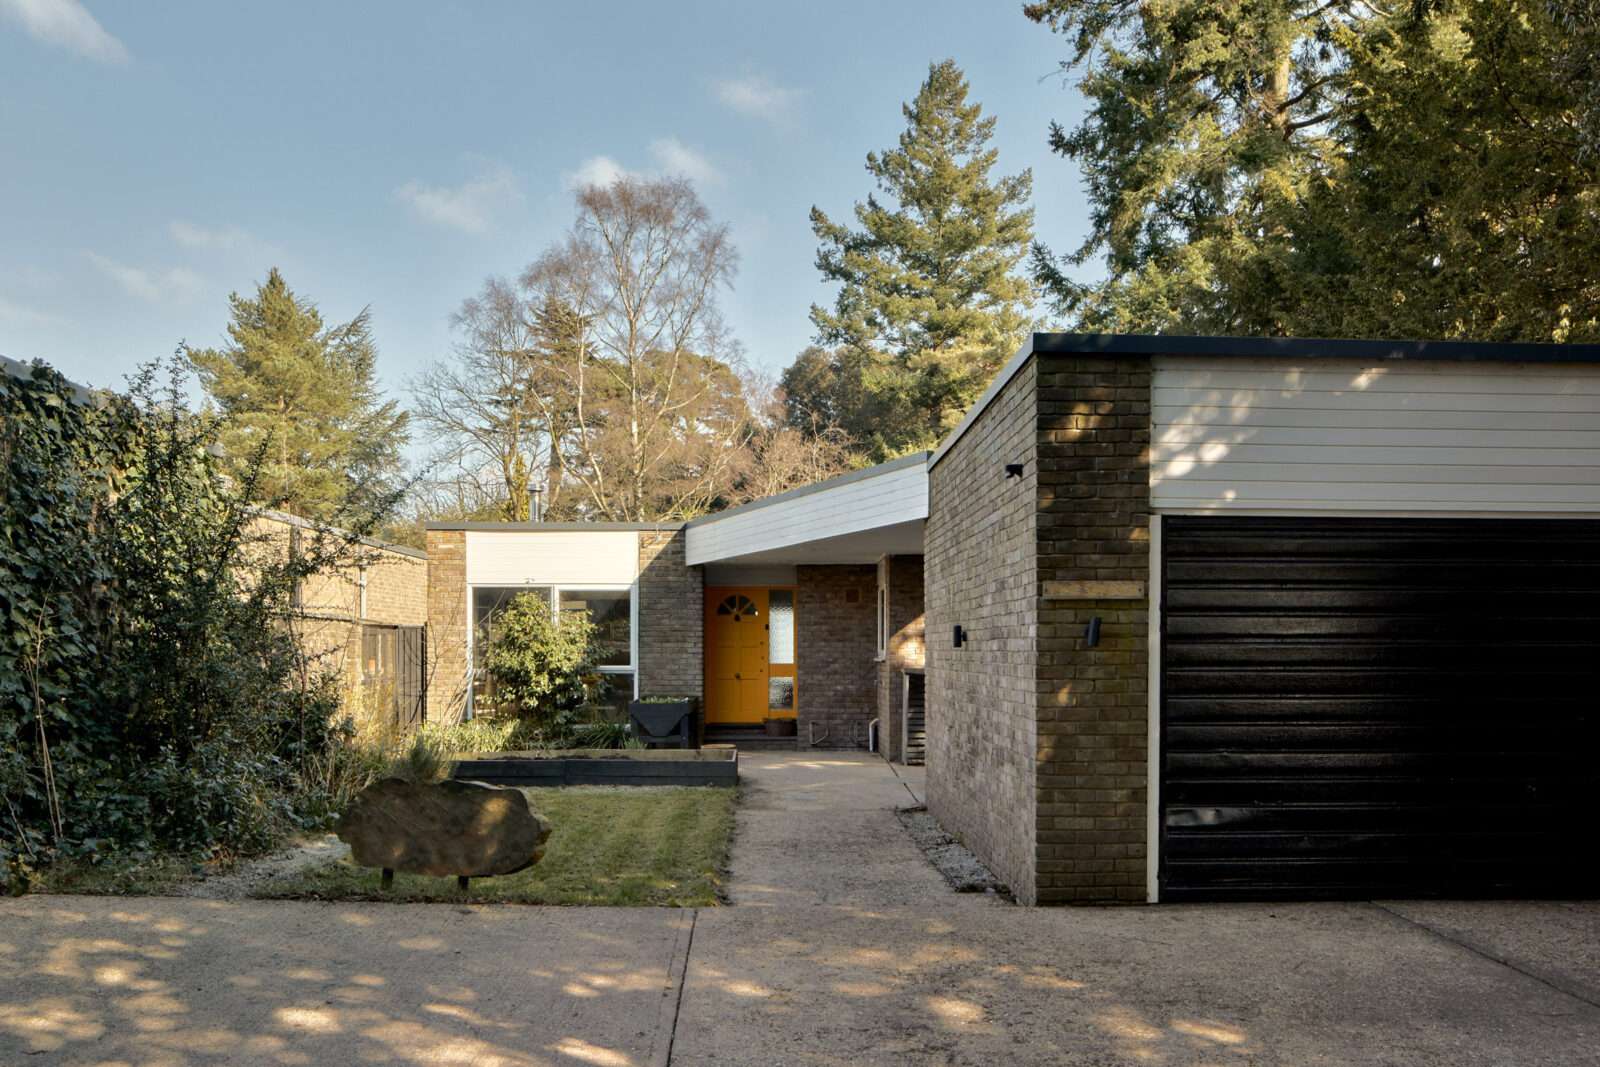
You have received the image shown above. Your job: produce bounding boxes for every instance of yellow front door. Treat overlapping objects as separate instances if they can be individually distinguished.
[705,588,769,724]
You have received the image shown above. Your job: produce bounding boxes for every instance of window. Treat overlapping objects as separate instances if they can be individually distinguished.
[875,559,889,660]
[768,589,794,665]
[470,586,551,715]
[469,583,637,716]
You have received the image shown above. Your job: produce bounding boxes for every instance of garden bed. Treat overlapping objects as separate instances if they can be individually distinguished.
[452,745,737,787]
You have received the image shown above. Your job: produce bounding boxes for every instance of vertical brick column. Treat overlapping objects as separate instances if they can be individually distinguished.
[425,529,469,724]
[637,528,703,699]
[1034,355,1152,903]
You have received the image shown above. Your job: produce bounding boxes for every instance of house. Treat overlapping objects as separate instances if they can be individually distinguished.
[425,333,1600,904]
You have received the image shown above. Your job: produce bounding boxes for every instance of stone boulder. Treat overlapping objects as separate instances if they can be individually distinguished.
[337,778,553,878]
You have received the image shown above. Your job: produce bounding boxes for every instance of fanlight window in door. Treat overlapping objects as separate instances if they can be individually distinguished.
[716,594,760,621]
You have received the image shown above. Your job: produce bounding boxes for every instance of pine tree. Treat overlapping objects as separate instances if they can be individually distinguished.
[800,60,1035,459]
[187,269,409,520]
[1026,0,1600,342]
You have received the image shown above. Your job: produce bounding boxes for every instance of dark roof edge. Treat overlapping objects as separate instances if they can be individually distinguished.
[931,332,1600,470]
[684,451,931,529]
[1033,332,1600,363]
[255,508,429,560]
[425,521,686,532]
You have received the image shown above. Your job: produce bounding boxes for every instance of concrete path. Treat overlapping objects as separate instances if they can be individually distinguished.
[725,752,961,909]
[3,752,1598,1066]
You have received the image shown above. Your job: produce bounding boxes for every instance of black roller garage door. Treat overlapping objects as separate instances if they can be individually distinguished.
[1160,516,1600,901]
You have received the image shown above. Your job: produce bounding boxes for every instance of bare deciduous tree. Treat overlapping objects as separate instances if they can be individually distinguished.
[522,177,752,521]
[410,278,551,523]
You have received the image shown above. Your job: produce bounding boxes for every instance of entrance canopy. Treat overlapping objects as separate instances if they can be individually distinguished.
[685,453,928,566]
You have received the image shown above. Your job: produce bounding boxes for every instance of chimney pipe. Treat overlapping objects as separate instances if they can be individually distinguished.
[529,486,544,523]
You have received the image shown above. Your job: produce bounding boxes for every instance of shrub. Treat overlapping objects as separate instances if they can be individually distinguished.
[0,355,396,875]
[482,592,599,735]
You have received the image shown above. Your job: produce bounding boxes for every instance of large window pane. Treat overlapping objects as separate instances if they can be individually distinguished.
[768,589,794,665]
[560,589,632,667]
[471,586,550,715]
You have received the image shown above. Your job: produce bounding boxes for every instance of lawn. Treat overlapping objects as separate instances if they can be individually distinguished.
[254,785,736,906]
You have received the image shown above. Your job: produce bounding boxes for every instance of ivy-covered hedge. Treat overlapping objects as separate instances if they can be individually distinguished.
[2,358,360,878]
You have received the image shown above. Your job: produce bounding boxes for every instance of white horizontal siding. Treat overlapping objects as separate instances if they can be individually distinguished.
[465,531,638,585]
[1152,357,1600,513]
[686,460,928,565]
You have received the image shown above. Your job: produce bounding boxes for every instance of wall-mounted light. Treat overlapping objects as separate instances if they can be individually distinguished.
[1084,616,1102,648]
[1005,463,1024,479]
[953,624,967,648]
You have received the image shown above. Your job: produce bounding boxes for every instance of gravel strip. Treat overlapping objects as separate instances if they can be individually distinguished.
[181,835,349,900]
[896,805,1010,898]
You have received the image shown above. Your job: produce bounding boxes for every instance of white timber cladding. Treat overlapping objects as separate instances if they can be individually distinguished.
[685,458,929,565]
[465,531,639,585]
[1150,356,1600,513]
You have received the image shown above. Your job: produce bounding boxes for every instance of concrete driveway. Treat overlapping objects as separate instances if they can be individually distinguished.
[2,753,1597,1066]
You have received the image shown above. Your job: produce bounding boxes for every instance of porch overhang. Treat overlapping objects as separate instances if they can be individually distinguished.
[686,452,928,566]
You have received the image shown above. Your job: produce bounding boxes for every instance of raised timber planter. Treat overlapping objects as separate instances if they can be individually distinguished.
[453,746,737,788]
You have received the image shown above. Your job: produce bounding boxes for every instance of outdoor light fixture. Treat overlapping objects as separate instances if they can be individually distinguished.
[1084,616,1102,648]
[1005,463,1024,479]
[953,624,967,648]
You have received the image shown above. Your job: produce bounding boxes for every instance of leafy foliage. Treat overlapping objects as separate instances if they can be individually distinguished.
[1026,0,1600,341]
[187,268,409,520]
[481,592,599,734]
[1,354,382,882]
[796,60,1036,459]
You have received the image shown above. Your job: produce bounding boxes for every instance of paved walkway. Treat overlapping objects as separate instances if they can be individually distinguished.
[3,753,1598,1066]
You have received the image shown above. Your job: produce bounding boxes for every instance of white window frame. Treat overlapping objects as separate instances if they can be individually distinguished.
[466,580,639,717]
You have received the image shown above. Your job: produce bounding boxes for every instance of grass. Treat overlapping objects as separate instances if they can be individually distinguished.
[254,785,736,906]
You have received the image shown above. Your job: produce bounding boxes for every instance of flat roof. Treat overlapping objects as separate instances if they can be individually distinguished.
[424,520,686,532]
[931,332,1600,470]
[684,451,930,529]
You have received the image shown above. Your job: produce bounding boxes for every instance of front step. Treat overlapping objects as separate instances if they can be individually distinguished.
[704,726,799,752]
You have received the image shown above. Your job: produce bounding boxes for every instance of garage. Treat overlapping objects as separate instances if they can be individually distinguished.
[1160,515,1600,901]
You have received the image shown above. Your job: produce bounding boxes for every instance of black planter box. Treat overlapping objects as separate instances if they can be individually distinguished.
[629,698,698,748]
[452,746,737,787]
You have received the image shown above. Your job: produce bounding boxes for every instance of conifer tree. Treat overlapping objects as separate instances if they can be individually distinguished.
[797,60,1035,459]
[188,269,408,519]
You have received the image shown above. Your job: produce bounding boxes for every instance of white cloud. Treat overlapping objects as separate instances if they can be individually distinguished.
[649,138,723,186]
[0,0,129,64]
[393,165,522,235]
[715,74,803,123]
[86,252,202,302]
[563,141,723,193]
[169,220,251,251]
[563,155,634,191]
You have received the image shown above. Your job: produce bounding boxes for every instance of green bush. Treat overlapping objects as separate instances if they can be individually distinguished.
[0,355,394,877]
[482,592,599,735]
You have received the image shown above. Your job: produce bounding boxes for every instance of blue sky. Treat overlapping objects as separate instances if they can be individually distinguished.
[1,0,1091,414]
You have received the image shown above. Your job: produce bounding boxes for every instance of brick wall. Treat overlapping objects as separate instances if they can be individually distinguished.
[638,529,703,699]
[1034,354,1151,903]
[877,554,926,762]
[426,529,469,724]
[925,359,1041,902]
[251,513,428,721]
[796,564,877,749]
